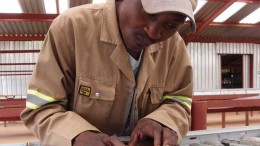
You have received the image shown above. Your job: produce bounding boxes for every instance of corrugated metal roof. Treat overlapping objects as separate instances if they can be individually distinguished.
[69,0,93,7]
[199,26,260,39]
[180,0,260,43]
[0,0,259,43]
[194,1,225,22]
[225,4,259,23]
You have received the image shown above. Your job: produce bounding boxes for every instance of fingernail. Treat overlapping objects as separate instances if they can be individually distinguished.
[110,134,117,138]
[110,135,117,139]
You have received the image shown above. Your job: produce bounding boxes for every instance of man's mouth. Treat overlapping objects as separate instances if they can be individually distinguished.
[135,33,155,48]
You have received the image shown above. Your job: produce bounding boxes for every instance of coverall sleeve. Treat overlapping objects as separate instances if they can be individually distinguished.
[20,15,100,146]
[144,36,193,144]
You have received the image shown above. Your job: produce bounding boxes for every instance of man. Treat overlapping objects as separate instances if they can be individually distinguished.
[21,0,197,145]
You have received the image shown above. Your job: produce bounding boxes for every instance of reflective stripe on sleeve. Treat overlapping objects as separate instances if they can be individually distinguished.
[26,89,67,109]
[162,95,192,110]
[26,101,40,109]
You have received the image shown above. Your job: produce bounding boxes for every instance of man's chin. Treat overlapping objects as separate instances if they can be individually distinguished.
[125,44,143,53]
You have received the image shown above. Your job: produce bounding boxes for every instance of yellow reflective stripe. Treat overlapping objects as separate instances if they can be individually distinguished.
[180,102,191,109]
[26,101,40,109]
[27,89,57,102]
[162,95,192,102]
[162,95,192,110]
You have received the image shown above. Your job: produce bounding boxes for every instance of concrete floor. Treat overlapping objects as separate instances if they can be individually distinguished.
[1,111,260,145]
[0,121,38,144]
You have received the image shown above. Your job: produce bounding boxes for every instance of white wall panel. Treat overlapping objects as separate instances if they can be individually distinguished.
[1,41,259,97]
[187,43,220,90]
[216,43,254,54]
[0,41,42,97]
[254,44,260,89]
[243,55,250,88]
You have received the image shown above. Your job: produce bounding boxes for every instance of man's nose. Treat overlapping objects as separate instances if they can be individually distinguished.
[144,22,162,40]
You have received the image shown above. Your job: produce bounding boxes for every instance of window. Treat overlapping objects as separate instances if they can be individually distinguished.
[221,55,243,89]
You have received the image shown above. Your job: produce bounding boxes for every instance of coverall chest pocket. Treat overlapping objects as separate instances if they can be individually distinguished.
[150,87,164,104]
[142,87,164,116]
[75,77,116,123]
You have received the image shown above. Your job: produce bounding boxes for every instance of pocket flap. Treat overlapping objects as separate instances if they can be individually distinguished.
[150,87,164,104]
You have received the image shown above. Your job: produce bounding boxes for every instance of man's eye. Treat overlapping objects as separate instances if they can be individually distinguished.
[166,22,178,29]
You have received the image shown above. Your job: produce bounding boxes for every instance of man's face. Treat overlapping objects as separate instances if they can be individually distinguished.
[117,0,187,53]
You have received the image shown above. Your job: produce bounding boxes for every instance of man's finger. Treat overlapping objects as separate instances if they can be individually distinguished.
[108,136,126,146]
[153,128,162,146]
[128,131,140,146]
[162,128,178,146]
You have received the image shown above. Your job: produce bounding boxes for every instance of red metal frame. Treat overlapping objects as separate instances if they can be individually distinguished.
[191,95,260,131]
[0,13,58,22]
[0,35,45,41]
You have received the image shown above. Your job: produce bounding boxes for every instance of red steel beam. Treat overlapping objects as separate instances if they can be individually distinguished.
[0,35,45,41]
[0,13,58,22]
[0,50,40,53]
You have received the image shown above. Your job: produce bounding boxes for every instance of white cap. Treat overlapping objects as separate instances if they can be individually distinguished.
[141,0,197,32]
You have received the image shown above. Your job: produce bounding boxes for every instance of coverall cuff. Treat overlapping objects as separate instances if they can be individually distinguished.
[68,121,101,145]
[50,112,101,146]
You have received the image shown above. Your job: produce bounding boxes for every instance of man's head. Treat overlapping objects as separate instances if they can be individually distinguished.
[116,0,197,54]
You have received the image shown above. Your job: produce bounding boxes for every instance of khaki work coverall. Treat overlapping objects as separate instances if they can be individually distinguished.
[21,0,193,145]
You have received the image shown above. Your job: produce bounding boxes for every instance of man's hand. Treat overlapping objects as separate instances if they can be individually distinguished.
[128,119,178,146]
[72,131,125,146]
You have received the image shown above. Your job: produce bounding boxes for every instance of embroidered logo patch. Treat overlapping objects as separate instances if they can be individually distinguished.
[78,85,91,97]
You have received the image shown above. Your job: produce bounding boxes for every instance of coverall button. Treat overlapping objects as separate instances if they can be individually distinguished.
[95,92,100,97]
